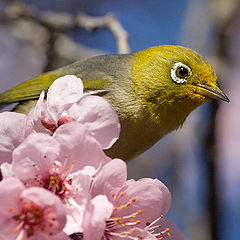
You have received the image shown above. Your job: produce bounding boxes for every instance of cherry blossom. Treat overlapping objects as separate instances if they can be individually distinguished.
[0,177,67,240]
[10,122,110,235]
[83,159,184,240]
[26,75,120,149]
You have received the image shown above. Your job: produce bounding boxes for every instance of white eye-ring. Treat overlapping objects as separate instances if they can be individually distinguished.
[171,62,192,84]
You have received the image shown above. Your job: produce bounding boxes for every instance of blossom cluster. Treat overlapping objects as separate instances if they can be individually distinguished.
[0,75,184,240]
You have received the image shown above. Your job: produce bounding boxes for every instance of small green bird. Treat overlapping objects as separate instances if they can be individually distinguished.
[0,45,229,161]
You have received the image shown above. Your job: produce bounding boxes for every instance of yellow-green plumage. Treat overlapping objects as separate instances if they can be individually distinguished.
[0,45,229,161]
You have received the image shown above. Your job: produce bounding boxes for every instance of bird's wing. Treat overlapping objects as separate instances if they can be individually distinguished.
[1,71,111,114]
[0,72,62,103]
[0,66,110,104]
[0,53,131,113]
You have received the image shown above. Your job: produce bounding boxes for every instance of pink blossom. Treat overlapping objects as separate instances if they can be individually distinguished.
[11,122,109,178]
[83,195,113,240]
[0,161,14,178]
[0,177,67,240]
[83,159,184,240]
[10,122,109,235]
[26,75,120,149]
[0,112,26,163]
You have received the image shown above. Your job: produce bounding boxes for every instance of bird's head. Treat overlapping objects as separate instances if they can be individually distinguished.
[131,45,229,126]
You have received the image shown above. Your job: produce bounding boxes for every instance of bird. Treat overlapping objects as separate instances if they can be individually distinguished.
[0,45,229,161]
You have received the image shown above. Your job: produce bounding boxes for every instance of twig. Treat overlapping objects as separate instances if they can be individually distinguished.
[0,1,131,54]
[77,13,130,54]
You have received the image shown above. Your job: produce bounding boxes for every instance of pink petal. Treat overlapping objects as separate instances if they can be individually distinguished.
[25,91,50,135]
[92,159,127,199]
[0,219,22,240]
[47,75,84,118]
[50,232,69,240]
[113,178,171,229]
[70,170,92,205]
[64,199,86,235]
[62,171,92,235]
[129,228,156,240]
[0,162,14,178]
[68,96,120,149]
[0,112,26,163]
[35,232,69,240]
[0,178,24,218]
[83,195,113,240]
[53,122,107,172]
[12,133,60,181]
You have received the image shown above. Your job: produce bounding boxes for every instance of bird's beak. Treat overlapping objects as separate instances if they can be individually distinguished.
[195,84,230,102]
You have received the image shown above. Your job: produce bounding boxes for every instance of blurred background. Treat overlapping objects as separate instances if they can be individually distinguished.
[0,0,239,239]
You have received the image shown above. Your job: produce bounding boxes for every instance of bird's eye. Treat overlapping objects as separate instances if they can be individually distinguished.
[176,67,189,78]
[171,62,192,84]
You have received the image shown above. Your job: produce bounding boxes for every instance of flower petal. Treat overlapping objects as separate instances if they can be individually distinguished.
[35,231,69,240]
[47,75,84,119]
[68,96,120,149]
[0,112,26,163]
[130,228,157,240]
[0,178,24,217]
[92,159,127,199]
[0,219,22,240]
[64,199,86,235]
[153,217,184,240]
[25,91,50,135]
[83,195,113,240]
[0,162,14,178]
[70,170,92,205]
[113,178,171,229]
[53,122,108,172]
[12,133,60,181]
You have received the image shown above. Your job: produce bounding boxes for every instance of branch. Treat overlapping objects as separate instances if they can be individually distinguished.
[0,1,131,54]
[77,13,130,54]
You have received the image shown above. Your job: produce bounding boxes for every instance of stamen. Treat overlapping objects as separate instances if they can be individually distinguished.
[9,207,14,211]
[110,209,143,221]
[103,193,170,239]
[154,231,170,239]
[145,216,171,239]
[11,201,58,239]
[113,197,139,212]
[32,154,77,201]
[145,215,164,229]
[107,230,140,240]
